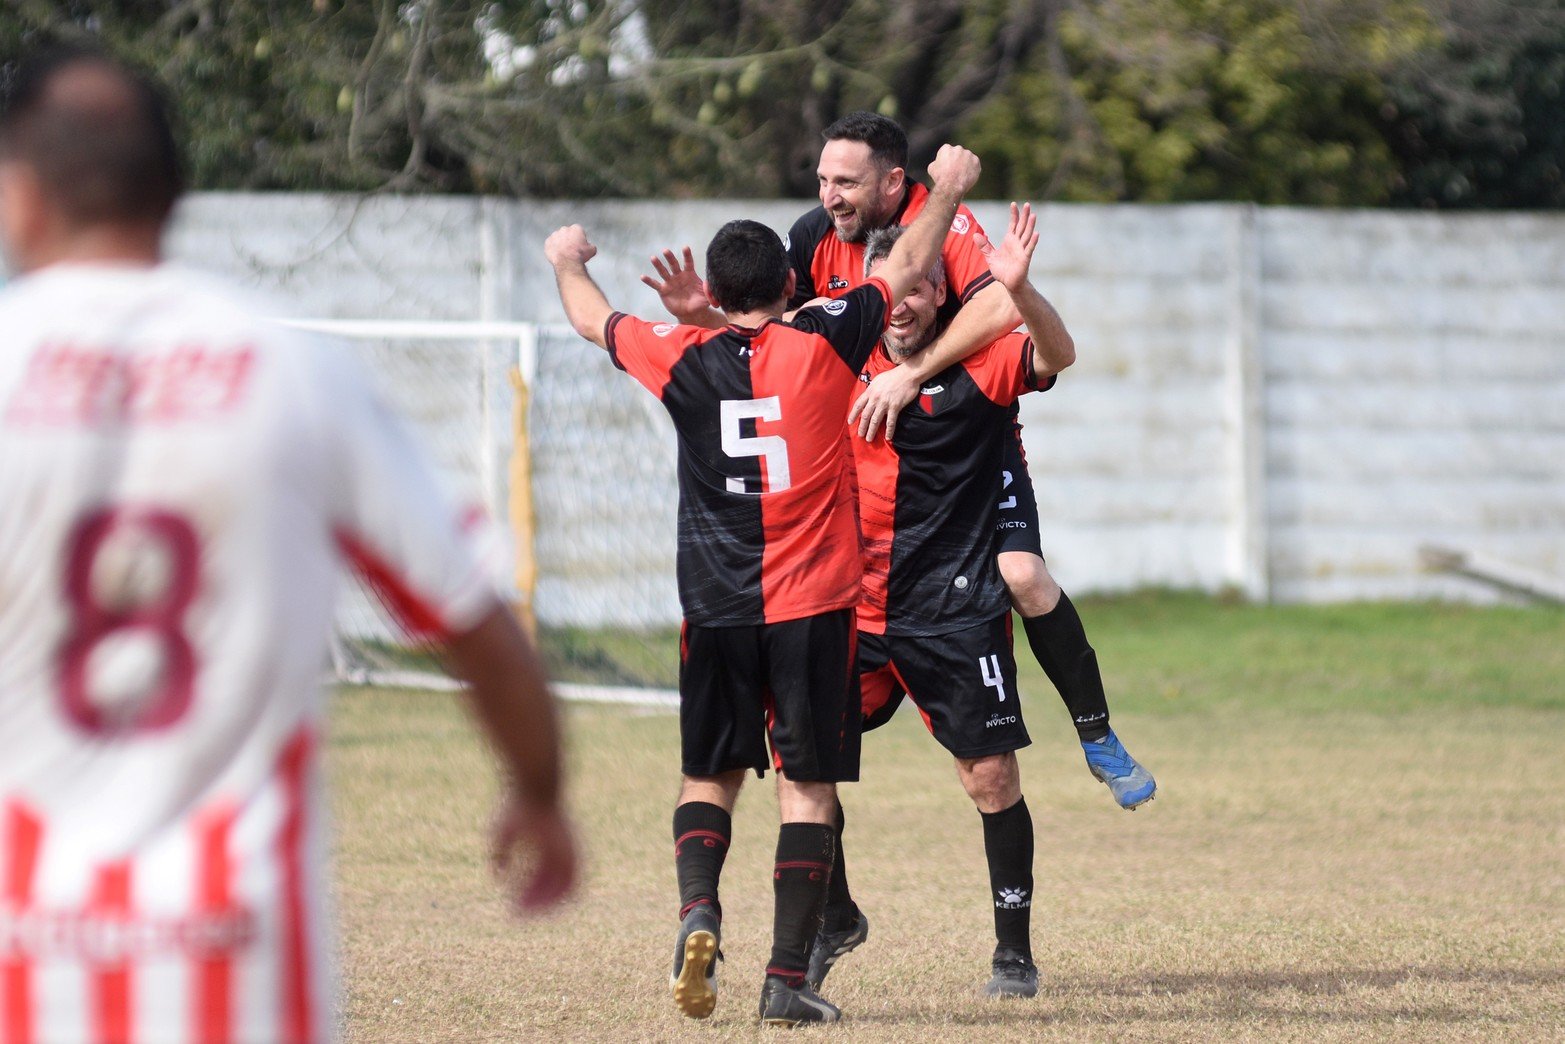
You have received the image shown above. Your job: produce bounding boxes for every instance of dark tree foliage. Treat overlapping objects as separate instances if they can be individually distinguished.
[1,0,1561,207]
[1383,0,1565,207]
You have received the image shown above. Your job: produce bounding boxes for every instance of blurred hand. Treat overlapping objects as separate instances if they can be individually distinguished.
[544,225,597,268]
[848,364,921,442]
[975,202,1039,294]
[927,144,982,197]
[491,794,578,915]
[640,246,711,321]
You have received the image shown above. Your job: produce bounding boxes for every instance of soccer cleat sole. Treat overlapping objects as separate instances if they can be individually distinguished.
[670,929,718,1019]
[1122,788,1156,811]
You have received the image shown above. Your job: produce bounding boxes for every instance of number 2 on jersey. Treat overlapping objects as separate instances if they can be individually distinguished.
[58,507,202,734]
[720,396,791,494]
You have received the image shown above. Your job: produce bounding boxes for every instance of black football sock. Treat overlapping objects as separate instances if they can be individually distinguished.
[767,823,836,986]
[1021,590,1111,741]
[980,797,1034,960]
[673,801,731,920]
[822,800,857,931]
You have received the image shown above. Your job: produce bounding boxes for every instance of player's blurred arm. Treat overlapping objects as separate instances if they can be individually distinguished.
[445,604,577,914]
[981,202,1075,378]
[872,143,983,305]
[545,224,616,349]
[641,246,726,329]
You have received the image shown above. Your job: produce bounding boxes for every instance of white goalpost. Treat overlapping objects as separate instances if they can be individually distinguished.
[284,318,679,708]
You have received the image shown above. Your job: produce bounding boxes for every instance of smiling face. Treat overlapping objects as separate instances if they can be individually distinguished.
[816,138,905,244]
[866,254,945,359]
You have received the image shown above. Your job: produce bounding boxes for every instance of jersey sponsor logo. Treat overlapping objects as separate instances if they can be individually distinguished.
[951,214,971,235]
[985,713,1018,729]
[5,342,255,428]
[919,384,945,395]
[827,275,850,291]
[652,323,676,337]
[822,299,848,316]
[0,907,258,960]
[858,372,872,384]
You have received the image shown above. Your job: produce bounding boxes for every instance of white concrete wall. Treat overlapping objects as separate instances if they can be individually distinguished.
[165,195,1565,619]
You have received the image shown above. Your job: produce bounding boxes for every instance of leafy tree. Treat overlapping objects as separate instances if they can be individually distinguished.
[966,0,1435,204]
[1383,0,1565,207]
[2,0,1562,207]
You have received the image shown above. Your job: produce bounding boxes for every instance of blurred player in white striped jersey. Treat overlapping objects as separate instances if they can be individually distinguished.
[0,47,576,1044]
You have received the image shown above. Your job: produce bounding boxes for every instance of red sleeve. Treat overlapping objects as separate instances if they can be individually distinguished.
[965,332,1057,406]
[605,312,695,397]
[940,205,997,305]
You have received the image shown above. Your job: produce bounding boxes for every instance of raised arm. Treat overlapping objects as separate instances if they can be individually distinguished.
[445,604,577,914]
[871,144,982,306]
[544,224,615,349]
[978,202,1075,378]
[641,246,727,329]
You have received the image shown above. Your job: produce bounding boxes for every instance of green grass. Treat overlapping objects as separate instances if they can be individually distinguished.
[329,594,1565,1041]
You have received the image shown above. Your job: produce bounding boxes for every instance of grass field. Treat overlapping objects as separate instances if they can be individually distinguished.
[329,594,1565,1041]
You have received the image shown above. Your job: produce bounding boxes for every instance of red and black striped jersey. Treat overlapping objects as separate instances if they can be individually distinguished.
[606,279,893,625]
[785,182,995,318]
[854,332,1055,637]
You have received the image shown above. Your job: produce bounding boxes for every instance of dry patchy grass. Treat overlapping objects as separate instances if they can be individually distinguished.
[330,601,1565,1042]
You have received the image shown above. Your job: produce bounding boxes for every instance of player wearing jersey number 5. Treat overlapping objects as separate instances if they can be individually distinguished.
[0,48,575,1044]
[544,141,981,1028]
[644,113,1156,810]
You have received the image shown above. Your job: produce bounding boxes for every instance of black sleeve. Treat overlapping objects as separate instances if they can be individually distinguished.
[789,280,891,371]
[785,208,833,310]
[1020,336,1058,393]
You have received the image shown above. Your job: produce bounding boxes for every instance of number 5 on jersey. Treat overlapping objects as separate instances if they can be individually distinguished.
[720,396,791,494]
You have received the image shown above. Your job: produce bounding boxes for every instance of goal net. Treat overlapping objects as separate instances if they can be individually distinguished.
[287,320,681,697]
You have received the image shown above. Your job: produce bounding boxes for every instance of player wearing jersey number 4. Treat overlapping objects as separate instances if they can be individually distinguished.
[644,113,1155,812]
[0,48,575,1044]
[810,203,1071,1000]
[544,140,982,1028]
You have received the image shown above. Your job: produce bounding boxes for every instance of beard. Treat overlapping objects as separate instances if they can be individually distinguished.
[881,317,938,360]
[831,197,896,244]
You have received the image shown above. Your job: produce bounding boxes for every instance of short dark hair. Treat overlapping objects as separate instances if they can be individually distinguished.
[0,46,183,226]
[705,219,790,314]
[822,111,908,173]
[863,225,944,288]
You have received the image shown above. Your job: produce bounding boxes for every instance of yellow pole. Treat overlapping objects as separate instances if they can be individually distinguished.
[508,366,539,639]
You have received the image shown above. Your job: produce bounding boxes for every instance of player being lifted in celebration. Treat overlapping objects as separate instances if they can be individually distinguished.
[543,141,982,1027]
[645,113,1156,811]
[814,202,1073,999]
[0,48,575,1044]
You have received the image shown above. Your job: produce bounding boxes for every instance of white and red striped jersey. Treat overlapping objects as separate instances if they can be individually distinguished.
[0,263,502,1044]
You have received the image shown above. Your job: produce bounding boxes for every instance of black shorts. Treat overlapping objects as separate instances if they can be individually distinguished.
[859,614,1031,759]
[996,422,1042,557]
[679,608,861,782]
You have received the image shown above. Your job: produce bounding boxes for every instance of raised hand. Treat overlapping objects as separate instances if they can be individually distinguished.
[544,224,597,268]
[640,246,712,321]
[974,202,1039,294]
[926,143,982,197]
